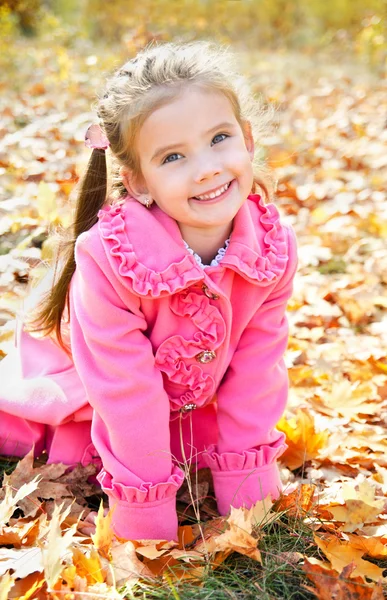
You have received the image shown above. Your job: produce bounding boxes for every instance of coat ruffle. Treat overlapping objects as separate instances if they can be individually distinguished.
[97,194,289,297]
[155,289,226,412]
[202,435,287,472]
[97,464,184,504]
[98,203,202,298]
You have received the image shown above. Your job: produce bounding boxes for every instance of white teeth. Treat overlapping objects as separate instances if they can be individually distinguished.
[195,181,230,201]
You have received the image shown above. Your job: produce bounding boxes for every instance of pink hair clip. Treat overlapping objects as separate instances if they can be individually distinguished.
[85,124,110,150]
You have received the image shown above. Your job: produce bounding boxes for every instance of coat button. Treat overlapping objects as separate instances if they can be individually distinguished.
[202,284,219,300]
[180,403,197,413]
[195,350,216,364]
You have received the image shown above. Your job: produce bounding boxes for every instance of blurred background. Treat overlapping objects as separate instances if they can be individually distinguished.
[1,0,386,63]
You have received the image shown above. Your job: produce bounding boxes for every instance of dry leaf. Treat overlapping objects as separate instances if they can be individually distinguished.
[0,477,41,525]
[274,484,316,517]
[277,409,329,469]
[314,534,385,582]
[91,501,115,559]
[0,547,43,579]
[41,503,78,588]
[106,540,154,588]
[1,451,71,518]
[303,558,384,599]
[195,506,262,563]
[326,481,385,532]
[0,572,14,600]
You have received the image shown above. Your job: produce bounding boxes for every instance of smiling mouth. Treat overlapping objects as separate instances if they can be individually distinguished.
[192,181,232,201]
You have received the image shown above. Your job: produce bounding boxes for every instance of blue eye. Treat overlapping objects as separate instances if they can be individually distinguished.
[163,153,182,164]
[212,133,228,145]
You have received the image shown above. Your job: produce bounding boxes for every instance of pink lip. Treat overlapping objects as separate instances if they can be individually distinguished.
[191,180,234,204]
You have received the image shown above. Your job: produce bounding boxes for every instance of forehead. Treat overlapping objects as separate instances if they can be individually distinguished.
[137,86,238,156]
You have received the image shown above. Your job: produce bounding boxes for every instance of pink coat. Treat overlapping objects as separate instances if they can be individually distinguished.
[0,194,298,541]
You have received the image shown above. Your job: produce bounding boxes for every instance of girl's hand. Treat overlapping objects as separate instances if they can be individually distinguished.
[79,508,109,536]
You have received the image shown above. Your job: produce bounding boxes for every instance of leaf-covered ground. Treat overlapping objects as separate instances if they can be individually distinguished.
[0,36,387,599]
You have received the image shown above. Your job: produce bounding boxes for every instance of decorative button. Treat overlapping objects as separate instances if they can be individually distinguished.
[202,284,219,300]
[180,403,197,413]
[195,350,216,364]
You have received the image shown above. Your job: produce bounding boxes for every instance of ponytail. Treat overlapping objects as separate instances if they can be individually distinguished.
[25,149,107,353]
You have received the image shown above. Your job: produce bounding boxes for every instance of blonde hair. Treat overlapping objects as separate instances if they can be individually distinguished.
[28,40,274,352]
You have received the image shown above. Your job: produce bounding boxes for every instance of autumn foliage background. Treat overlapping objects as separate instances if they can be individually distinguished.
[0,1,387,598]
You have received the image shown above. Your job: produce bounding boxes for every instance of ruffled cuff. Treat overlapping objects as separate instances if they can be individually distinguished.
[97,465,184,541]
[202,443,286,515]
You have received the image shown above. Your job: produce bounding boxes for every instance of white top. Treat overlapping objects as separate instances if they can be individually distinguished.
[183,238,230,269]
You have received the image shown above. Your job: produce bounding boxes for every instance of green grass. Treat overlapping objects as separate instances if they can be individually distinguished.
[121,517,320,600]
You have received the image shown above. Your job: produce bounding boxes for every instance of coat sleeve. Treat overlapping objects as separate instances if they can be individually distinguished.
[69,232,184,541]
[202,224,298,514]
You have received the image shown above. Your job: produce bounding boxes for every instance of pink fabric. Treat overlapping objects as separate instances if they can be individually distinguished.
[0,194,298,541]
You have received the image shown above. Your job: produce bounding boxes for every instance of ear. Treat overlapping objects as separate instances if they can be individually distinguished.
[120,166,150,203]
[242,120,255,161]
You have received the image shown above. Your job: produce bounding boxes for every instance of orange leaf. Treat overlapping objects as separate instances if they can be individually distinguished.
[274,484,316,517]
[303,558,384,599]
[314,534,384,582]
[277,409,329,470]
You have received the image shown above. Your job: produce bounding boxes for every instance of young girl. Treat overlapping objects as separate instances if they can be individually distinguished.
[0,41,298,541]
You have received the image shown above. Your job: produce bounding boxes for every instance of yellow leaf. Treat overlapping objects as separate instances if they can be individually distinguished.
[0,572,14,600]
[277,409,329,469]
[327,481,385,532]
[91,501,115,559]
[314,534,385,582]
[346,534,387,559]
[72,547,105,584]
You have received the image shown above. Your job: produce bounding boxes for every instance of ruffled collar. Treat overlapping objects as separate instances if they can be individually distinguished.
[97,194,289,298]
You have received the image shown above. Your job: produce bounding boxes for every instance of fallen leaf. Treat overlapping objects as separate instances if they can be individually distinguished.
[41,503,78,589]
[314,534,385,582]
[277,409,329,469]
[0,547,43,579]
[274,484,316,517]
[0,477,41,526]
[91,501,115,559]
[195,506,262,562]
[0,572,14,600]
[303,558,384,599]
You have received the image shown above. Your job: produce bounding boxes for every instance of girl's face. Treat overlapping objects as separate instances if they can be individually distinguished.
[128,85,254,242]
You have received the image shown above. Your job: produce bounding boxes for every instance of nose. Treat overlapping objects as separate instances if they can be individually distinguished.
[193,155,222,183]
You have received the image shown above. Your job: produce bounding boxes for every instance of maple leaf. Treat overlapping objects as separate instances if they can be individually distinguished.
[105,540,154,588]
[274,484,316,517]
[315,379,382,422]
[0,477,40,526]
[324,481,385,532]
[0,547,43,580]
[277,409,329,470]
[72,547,105,585]
[91,501,115,560]
[314,533,385,582]
[41,503,78,589]
[1,451,71,518]
[0,572,14,600]
[195,505,262,563]
[303,558,384,599]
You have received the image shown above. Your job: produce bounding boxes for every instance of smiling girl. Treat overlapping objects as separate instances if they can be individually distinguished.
[0,41,298,541]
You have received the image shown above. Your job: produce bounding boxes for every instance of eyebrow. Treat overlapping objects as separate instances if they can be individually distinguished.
[151,121,236,162]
